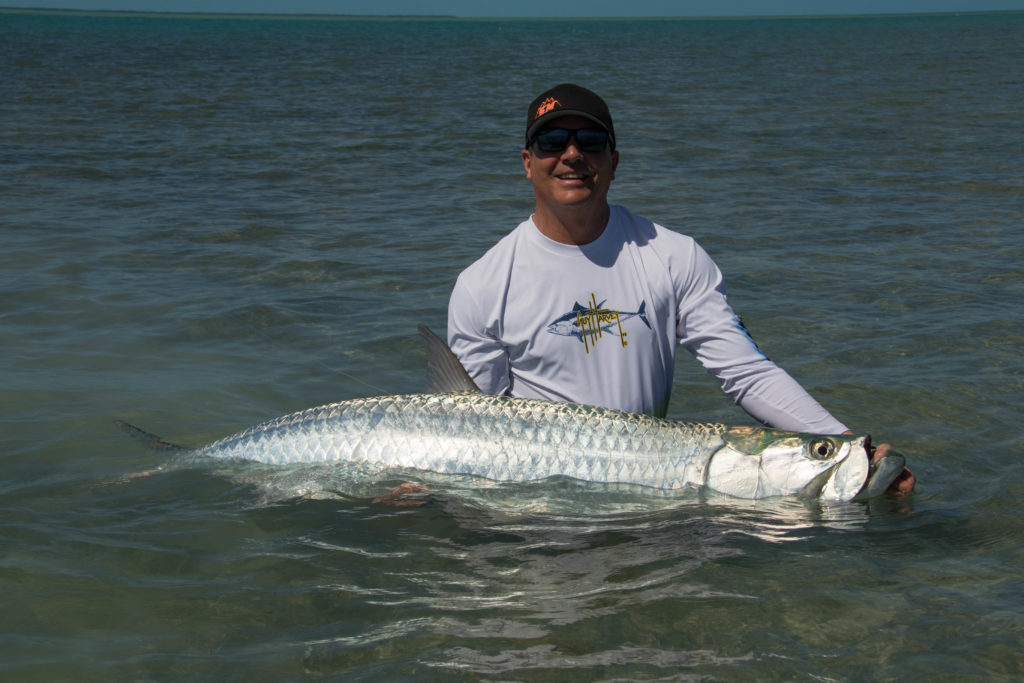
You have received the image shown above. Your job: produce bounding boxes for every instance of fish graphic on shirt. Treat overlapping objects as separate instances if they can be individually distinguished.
[546,296,651,351]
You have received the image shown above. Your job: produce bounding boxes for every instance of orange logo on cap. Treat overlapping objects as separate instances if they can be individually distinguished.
[535,97,560,118]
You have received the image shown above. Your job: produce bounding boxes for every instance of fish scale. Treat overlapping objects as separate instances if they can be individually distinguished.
[194,392,729,490]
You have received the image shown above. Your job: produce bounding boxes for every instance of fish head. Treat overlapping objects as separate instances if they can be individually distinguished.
[706,427,889,501]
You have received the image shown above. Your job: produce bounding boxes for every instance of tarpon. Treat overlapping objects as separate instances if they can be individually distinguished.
[119,326,906,502]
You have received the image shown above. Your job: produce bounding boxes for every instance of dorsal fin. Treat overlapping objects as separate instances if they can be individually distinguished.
[418,324,481,394]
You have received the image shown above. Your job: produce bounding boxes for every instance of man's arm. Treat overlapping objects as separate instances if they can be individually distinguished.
[675,241,847,434]
[447,275,512,396]
[714,358,850,434]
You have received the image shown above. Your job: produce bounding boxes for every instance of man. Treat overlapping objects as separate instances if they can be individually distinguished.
[447,83,913,493]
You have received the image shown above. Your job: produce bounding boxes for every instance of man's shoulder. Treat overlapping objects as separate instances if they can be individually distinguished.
[611,205,699,251]
[455,219,531,284]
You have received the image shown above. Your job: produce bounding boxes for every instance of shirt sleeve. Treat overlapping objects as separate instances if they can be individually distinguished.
[675,242,848,435]
[715,359,850,433]
[447,272,512,396]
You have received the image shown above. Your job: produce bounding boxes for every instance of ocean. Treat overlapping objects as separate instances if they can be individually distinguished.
[2,8,1022,680]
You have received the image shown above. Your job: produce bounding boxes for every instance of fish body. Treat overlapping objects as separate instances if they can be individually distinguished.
[191,391,890,501]
[196,393,720,489]
[124,326,905,502]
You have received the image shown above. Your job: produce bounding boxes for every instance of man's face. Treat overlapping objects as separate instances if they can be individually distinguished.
[522,116,619,213]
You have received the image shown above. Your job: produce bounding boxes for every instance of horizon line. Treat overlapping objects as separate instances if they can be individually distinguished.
[3,5,1023,21]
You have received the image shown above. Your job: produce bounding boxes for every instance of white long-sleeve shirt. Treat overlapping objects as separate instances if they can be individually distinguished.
[448,205,847,434]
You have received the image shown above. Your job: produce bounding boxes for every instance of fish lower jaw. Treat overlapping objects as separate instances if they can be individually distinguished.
[852,452,907,500]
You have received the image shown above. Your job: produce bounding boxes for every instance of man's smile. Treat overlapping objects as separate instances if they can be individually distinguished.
[555,170,589,182]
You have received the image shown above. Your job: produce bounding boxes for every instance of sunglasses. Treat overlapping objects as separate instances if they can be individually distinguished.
[531,127,611,154]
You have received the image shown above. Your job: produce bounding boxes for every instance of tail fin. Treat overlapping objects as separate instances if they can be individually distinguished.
[636,300,651,329]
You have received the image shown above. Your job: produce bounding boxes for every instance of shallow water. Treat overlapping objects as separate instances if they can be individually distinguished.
[2,9,1023,680]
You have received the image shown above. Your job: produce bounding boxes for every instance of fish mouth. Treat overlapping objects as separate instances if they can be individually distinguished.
[853,448,907,501]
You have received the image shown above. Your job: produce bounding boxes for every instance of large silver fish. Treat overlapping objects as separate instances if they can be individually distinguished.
[122,326,905,501]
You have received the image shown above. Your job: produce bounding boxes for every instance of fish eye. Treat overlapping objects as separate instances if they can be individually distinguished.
[809,439,836,459]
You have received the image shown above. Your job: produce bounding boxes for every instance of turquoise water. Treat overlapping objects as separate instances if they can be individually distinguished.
[2,9,1023,680]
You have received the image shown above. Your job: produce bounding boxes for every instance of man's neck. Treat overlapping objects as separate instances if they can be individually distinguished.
[532,202,611,246]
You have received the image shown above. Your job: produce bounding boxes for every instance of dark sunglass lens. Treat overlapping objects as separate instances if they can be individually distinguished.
[535,129,570,152]
[575,129,609,152]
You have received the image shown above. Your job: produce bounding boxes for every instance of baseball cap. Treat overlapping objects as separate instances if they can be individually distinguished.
[525,83,615,150]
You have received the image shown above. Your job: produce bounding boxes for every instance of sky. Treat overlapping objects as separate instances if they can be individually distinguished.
[4,0,1024,17]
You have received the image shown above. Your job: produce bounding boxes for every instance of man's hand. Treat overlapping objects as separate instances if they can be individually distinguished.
[372,482,431,507]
